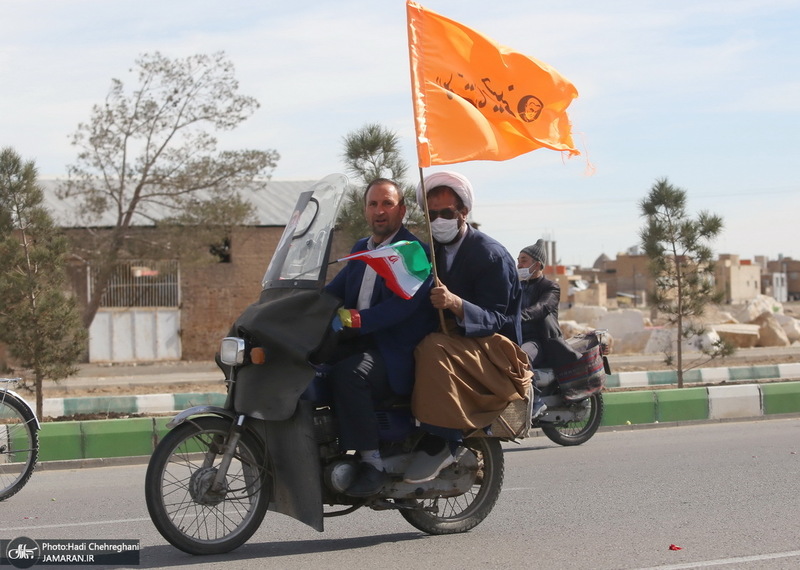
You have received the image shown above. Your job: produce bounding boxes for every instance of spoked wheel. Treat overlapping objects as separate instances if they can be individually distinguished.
[541,392,604,446]
[0,393,39,501]
[399,437,504,534]
[145,416,270,555]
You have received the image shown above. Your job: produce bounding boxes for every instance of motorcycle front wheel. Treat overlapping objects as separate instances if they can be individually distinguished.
[541,392,604,446]
[399,437,503,534]
[145,416,270,555]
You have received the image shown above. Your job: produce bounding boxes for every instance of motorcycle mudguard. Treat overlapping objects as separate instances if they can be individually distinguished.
[165,405,236,429]
[264,399,324,532]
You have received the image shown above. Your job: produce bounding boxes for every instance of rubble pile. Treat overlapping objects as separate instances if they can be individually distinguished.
[560,295,800,355]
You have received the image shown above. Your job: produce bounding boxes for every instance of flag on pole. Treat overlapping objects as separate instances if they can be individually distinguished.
[407,0,579,167]
[337,240,431,300]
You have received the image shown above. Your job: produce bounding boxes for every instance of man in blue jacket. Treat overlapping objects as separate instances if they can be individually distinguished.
[405,170,522,483]
[324,178,437,497]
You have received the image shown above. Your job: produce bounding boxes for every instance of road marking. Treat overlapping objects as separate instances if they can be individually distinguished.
[636,549,800,569]
[0,518,150,532]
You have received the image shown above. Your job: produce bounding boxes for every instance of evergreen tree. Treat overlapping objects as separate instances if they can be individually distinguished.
[639,178,732,387]
[338,123,424,242]
[0,148,87,418]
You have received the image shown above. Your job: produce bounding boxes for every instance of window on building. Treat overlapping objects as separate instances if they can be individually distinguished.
[92,260,180,308]
[210,237,232,263]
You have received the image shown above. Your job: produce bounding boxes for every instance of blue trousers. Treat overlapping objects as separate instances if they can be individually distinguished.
[328,348,392,451]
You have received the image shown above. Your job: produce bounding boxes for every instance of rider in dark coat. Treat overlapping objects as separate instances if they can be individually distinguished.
[518,239,563,418]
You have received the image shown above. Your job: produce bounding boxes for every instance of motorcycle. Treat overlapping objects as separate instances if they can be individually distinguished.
[144,174,512,555]
[528,331,611,446]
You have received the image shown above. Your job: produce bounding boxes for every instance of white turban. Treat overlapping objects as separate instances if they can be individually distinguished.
[415,171,475,212]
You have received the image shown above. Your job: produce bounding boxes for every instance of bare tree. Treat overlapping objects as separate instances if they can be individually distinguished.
[61,51,279,327]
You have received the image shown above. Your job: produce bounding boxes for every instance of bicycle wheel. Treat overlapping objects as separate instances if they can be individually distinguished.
[145,416,270,555]
[0,393,39,501]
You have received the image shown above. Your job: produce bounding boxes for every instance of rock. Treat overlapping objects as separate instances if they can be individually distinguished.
[615,328,655,354]
[712,324,760,348]
[701,305,739,325]
[752,312,791,347]
[730,295,783,323]
[775,314,800,343]
[559,306,608,327]
[594,309,646,338]
[644,328,672,355]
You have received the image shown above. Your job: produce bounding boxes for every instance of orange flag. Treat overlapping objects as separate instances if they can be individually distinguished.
[407,1,579,167]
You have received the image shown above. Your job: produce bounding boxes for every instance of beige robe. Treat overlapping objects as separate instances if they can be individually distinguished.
[411,331,532,430]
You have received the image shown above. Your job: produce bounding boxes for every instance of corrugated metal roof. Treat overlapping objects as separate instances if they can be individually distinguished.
[39,178,320,228]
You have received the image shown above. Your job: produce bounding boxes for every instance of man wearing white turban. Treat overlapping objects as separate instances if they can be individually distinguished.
[414,170,520,342]
[405,170,523,483]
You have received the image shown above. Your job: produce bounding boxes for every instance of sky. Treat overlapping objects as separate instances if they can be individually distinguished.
[2,0,799,268]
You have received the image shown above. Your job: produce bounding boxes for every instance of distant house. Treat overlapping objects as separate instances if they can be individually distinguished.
[39,179,328,362]
[764,256,800,302]
[715,254,762,304]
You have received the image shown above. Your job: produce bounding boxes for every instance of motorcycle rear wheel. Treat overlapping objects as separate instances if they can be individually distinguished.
[145,416,270,555]
[541,392,604,446]
[399,437,503,534]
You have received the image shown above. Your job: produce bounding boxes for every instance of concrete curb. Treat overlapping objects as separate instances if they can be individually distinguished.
[43,392,226,418]
[607,362,800,388]
[34,381,800,465]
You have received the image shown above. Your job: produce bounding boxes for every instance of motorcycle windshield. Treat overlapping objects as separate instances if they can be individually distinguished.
[261,173,348,290]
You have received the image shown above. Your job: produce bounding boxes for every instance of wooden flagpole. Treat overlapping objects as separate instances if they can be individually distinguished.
[418,166,449,334]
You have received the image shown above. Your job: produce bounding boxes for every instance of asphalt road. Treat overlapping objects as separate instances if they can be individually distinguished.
[3,418,800,569]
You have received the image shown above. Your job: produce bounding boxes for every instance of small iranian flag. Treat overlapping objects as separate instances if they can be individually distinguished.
[338,240,431,299]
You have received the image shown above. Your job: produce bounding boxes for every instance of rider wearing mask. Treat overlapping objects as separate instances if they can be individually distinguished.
[518,240,563,419]
[324,178,437,497]
[406,171,524,483]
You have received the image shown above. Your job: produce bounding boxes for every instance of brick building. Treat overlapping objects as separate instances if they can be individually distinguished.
[36,179,350,362]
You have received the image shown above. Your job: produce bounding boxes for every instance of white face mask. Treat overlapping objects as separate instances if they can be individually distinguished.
[517,266,532,281]
[431,218,460,243]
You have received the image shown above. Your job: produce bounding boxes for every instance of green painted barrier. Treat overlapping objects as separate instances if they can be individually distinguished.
[760,382,800,415]
[602,391,656,426]
[81,418,155,458]
[38,422,83,462]
[655,387,709,422]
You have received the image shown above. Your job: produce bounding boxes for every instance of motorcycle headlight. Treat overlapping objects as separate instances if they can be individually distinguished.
[219,337,246,366]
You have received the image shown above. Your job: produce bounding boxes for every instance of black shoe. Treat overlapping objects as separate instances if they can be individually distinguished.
[345,463,389,497]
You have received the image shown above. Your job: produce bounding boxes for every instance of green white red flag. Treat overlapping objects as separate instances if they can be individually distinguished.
[337,240,431,299]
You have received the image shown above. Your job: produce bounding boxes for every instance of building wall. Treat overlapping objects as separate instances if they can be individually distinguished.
[716,254,762,304]
[180,227,281,360]
[767,257,800,301]
[60,225,353,362]
[180,226,351,360]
